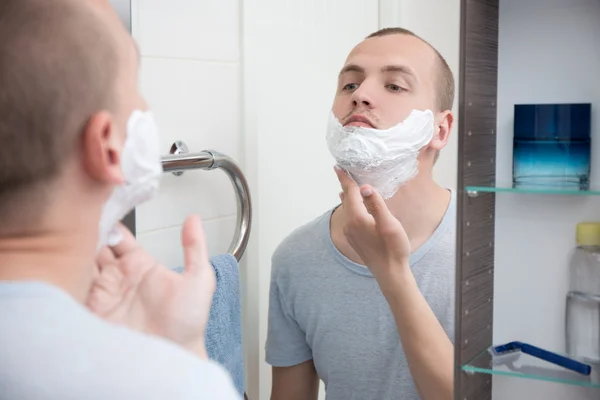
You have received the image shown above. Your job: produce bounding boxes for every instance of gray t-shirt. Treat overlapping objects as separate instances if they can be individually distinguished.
[265,192,456,400]
[0,281,241,400]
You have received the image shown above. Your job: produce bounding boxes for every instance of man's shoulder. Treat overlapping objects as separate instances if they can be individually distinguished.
[81,321,240,398]
[429,189,457,248]
[0,283,241,399]
[410,190,456,272]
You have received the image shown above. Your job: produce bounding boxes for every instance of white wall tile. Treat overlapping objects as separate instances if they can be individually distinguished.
[137,0,239,61]
[136,57,241,232]
[137,216,238,268]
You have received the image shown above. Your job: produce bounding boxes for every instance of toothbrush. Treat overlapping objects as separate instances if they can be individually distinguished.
[490,341,592,376]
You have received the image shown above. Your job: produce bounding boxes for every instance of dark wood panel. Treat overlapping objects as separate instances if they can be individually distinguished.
[459,195,496,284]
[461,107,498,143]
[459,269,494,354]
[462,121,497,138]
[455,0,499,398]
[460,194,496,267]
[463,371,493,400]
[463,76,498,104]
[462,0,498,104]
[462,159,496,187]
[461,245,495,281]
[463,134,497,158]
[460,317,494,363]
[460,271,494,361]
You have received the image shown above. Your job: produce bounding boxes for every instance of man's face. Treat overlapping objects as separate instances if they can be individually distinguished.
[332,34,439,130]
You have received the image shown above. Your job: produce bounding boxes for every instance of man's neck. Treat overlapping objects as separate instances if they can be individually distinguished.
[331,177,451,265]
[0,219,98,303]
[384,178,451,249]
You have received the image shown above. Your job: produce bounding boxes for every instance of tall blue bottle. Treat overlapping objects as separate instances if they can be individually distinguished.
[512,103,592,190]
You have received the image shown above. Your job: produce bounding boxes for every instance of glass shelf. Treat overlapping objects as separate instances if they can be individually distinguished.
[464,184,600,197]
[462,348,600,389]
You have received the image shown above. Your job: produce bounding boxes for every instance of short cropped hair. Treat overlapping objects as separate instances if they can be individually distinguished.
[366,27,455,112]
[0,0,120,225]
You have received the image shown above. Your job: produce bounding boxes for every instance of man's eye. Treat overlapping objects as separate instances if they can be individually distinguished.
[387,84,404,92]
[343,83,358,91]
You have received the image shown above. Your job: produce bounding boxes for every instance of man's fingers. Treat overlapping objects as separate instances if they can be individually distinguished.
[334,166,367,217]
[334,166,353,192]
[359,185,395,230]
[96,246,118,273]
[181,214,209,275]
[109,223,140,258]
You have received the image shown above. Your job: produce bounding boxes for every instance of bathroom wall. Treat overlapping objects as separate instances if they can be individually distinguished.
[493,0,600,399]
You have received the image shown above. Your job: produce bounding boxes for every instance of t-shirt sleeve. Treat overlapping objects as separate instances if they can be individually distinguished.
[264,260,312,367]
[442,265,456,344]
[444,285,455,344]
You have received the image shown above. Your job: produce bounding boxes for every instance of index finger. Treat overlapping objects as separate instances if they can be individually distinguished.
[96,245,118,271]
[334,166,368,217]
[109,223,140,258]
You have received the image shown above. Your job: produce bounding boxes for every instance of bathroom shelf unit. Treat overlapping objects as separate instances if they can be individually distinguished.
[455,0,600,399]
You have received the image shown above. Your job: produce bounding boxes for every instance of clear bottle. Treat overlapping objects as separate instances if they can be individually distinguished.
[566,222,600,362]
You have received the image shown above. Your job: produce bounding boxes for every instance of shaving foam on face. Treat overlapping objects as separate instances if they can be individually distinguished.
[326,109,435,199]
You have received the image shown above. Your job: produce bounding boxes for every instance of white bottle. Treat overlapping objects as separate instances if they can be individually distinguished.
[566,222,600,362]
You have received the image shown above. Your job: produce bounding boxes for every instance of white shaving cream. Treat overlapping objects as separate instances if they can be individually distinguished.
[326,109,434,199]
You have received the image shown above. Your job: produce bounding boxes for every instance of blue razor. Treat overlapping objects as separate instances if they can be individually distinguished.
[491,341,592,376]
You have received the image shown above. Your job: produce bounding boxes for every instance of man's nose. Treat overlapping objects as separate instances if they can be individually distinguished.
[351,84,374,109]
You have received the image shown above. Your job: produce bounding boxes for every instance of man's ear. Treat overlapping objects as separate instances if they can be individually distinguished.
[429,110,453,151]
[81,111,125,184]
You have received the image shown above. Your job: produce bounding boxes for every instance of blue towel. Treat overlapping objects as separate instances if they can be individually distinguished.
[172,254,244,396]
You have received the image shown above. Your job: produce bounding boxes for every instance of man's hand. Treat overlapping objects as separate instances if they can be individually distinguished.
[335,166,411,282]
[86,214,215,359]
[335,167,454,400]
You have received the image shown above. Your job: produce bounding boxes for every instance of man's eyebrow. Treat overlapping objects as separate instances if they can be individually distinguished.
[381,64,417,80]
[338,64,417,80]
[338,64,364,77]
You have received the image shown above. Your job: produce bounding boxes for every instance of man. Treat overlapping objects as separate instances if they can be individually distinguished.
[0,0,240,398]
[266,28,456,400]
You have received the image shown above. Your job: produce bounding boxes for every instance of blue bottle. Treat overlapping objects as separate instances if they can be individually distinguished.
[512,103,591,190]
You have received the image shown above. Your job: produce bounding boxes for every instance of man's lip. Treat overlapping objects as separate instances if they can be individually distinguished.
[344,115,375,128]
[346,121,374,128]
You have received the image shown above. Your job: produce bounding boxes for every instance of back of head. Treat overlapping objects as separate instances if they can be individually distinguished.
[0,0,119,228]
